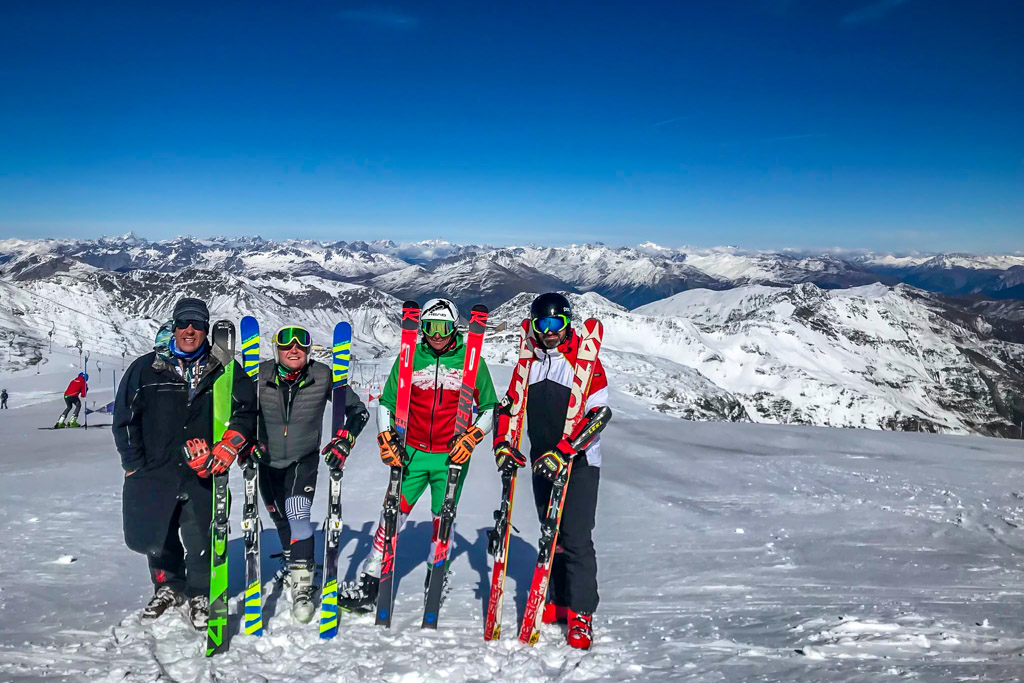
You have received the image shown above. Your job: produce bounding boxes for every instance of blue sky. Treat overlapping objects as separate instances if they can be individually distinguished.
[0,1,1020,252]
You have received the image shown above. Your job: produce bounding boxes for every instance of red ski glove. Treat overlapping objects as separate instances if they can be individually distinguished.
[322,429,355,470]
[183,438,213,477]
[210,429,246,476]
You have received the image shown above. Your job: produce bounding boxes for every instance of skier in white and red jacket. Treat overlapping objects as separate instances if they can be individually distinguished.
[492,292,611,650]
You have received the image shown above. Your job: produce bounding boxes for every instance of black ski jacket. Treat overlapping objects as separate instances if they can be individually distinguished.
[114,350,257,474]
[113,349,256,555]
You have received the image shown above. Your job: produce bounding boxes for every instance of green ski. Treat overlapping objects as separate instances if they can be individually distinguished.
[207,319,236,657]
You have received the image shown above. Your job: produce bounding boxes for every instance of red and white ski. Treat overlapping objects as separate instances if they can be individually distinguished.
[484,318,534,641]
[422,304,489,629]
[375,301,420,628]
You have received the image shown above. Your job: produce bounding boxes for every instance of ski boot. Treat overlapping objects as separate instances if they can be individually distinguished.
[567,610,593,650]
[140,585,184,622]
[271,548,292,586]
[53,420,65,429]
[289,563,316,624]
[187,594,209,631]
[337,573,379,613]
[542,602,568,625]
[67,419,80,428]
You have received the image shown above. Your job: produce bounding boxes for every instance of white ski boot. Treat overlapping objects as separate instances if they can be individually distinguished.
[290,563,316,624]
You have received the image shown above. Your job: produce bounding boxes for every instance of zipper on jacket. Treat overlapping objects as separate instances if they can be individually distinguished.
[428,356,440,450]
[275,374,310,456]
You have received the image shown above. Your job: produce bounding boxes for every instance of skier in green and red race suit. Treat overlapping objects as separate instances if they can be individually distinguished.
[338,298,498,611]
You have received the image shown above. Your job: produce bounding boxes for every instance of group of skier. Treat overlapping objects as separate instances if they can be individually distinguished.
[112,291,610,651]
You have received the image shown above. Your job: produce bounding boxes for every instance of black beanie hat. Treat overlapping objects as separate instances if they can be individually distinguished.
[172,297,210,323]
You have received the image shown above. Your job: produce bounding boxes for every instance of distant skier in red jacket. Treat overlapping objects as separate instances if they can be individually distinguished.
[55,372,88,428]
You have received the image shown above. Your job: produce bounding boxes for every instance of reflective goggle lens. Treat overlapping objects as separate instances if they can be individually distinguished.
[421,320,455,337]
[174,319,209,332]
[532,315,569,334]
[275,326,311,348]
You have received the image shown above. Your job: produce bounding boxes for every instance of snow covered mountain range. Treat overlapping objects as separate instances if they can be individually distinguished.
[1,236,1021,437]
[3,236,1023,309]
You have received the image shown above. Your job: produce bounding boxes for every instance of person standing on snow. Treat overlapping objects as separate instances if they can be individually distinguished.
[55,372,88,428]
[492,292,611,650]
[1,389,8,409]
[246,324,370,623]
[337,298,498,612]
[113,297,257,630]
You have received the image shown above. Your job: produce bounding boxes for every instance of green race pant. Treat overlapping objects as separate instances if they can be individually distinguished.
[400,446,470,516]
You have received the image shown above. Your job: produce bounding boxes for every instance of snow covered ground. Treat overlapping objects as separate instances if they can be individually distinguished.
[2,355,1024,681]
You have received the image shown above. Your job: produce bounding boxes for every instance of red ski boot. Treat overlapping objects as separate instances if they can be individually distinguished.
[567,610,593,650]
[542,603,568,624]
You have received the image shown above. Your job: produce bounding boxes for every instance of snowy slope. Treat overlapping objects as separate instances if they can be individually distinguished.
[490,286,1024,436]
[3,235,1022,435]
[514,244,728,309]
[490,292,749,423]
[3,358,1024,681]
[916,254,1024,271]
[0,236,410,281]
[368,253,572,310]
[636,284,1024,435]
[0,267,403,375]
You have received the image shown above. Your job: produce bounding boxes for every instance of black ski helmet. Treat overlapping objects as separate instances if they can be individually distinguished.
[530,292,572,322]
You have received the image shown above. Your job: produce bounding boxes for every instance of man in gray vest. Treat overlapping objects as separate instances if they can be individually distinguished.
[248,324,369,622]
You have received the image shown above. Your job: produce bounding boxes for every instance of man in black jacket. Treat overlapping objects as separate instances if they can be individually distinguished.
[113,298,256,629]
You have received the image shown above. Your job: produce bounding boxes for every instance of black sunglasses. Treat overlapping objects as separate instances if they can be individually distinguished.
[174,319,209,332]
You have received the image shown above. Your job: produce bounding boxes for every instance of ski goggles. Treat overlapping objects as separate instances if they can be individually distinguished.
[531,315,569,335]
[275,326,312,349]
[174,319,209,332]
[421,319,455,337]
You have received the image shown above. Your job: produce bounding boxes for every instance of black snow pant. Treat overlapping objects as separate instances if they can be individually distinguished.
[123,466,213,599]
[146,495,212,598]
[1,398,7,409]
[259,453,319,567]
[531,456,600,614]
[60,396,81,421]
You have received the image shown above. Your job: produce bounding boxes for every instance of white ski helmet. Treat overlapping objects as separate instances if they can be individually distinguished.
[421,298,459,324]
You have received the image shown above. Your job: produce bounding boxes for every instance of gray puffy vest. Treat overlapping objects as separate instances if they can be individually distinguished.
[257,359,331,468]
